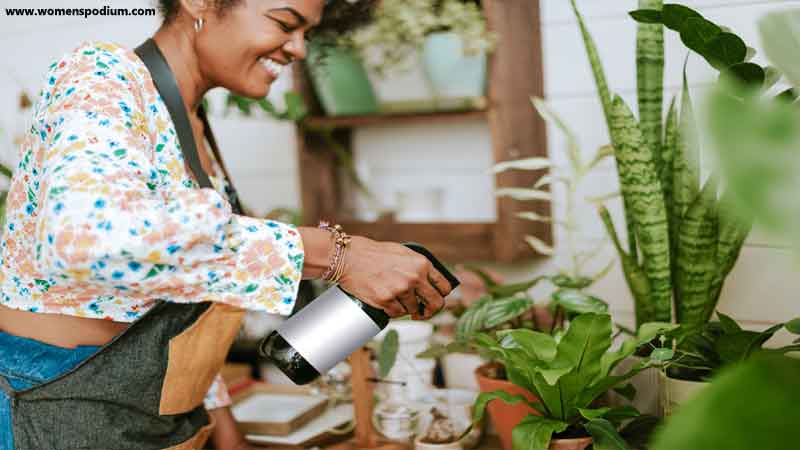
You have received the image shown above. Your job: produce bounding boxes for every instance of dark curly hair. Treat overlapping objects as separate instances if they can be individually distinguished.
[156,0,376,39]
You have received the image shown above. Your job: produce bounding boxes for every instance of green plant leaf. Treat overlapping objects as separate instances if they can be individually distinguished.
[551,289,609,314]
[489,277,547,297]
[462,266,498,288]
[377,329,399,378]
[598,321,677,379]
[472,390,541,424]
[650,347,674,361]
[679,17,721,58]
[724,62,766,86]
[651,355,800,450]
[498,329,558,362]
[613,383,637,402]
[661,4,703,32]
[492,157,551,173]
[550,274,593,289]
[586,418,634,450]
[629,9,662,24]
[785,318,800,335]
[495,188,552,201]
[703,32,747,69]
[511,415,569,450]
[716,311,742,333]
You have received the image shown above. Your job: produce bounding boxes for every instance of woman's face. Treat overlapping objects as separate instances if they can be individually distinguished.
[196,0,324,98]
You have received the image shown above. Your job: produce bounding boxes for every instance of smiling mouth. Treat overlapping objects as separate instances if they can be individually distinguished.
[259,57,286,78]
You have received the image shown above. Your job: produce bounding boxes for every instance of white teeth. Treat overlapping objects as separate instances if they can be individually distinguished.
[259,57,284,77]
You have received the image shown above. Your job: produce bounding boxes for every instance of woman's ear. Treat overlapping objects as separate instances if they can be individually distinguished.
[178,0,211,20]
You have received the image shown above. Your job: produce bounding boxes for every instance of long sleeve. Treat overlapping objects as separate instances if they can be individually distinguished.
[0,42,304,320]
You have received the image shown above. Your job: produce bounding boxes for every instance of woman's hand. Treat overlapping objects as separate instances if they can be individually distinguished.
[337,236,455,320]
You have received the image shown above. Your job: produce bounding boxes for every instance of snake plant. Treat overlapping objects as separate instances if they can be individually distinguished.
[569,0,752,329]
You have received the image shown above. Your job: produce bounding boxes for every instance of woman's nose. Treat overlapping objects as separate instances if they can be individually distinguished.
[285,32,307,61]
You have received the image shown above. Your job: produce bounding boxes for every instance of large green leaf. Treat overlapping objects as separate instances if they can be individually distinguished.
[609,96,672,323]
[636,0,664,179]
[586,418,634,450]
[551,289,609,314]
[472,390,543,424]
[511,415,569,450]
[377,329,399,378]
[456,296,534,337]
[651,355,800,450]
[498,329,558,362]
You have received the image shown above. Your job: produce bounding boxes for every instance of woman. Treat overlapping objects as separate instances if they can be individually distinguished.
[0,1,454,449]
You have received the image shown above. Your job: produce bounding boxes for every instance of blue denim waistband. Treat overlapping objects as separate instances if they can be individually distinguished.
[0,330,100,388]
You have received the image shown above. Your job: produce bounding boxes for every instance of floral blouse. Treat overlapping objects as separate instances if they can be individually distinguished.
[0,41,305,409]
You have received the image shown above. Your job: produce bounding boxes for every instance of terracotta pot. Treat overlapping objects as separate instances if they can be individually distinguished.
[475,363,541,450]
[659,372,709,416]
[548,437,592,450]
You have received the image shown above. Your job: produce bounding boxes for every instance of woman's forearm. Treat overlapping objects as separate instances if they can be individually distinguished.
[297,226,334,280]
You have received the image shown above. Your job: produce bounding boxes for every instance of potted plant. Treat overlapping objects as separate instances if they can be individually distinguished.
[470,313,676,450]
[348,0,494,112]
[568,0,768,414]
[659,312,800,415]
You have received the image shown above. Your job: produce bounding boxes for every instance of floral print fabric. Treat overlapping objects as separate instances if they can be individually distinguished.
[0,41,305,409]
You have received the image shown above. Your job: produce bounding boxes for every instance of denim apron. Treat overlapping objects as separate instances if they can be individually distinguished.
[0,38,247,449]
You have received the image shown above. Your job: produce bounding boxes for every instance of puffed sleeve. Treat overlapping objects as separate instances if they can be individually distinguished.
[32,43,303,315]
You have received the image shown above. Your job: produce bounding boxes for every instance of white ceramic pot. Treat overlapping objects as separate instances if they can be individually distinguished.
[442,353,485,391]
[608,355,661,416]
[411,388,482,450]
[660,372,709,416]
[375,320,435,361]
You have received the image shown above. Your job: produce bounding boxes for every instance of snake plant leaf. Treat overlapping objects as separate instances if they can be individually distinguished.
[709,189,751,310]
[495,188,552,201]
[377,329,399,378]
[673,64,700,221]
[609,96,672,323]
[636,0,664,177]
[492,157,551,173]
[571,0,638,257]
[760,9,800,90]
[512,415,570,450]
[586,418,634,450]
[662,96,678,233]
[552,289,609,314]
[598,206,653,325]
[675,176,719,326]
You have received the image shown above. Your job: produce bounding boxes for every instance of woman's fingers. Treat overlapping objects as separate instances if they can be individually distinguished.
[427,268,454,297]
[395,292,419,319]
[414,280,445,320]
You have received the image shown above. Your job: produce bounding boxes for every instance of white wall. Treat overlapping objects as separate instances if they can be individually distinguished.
[1,0,796,342]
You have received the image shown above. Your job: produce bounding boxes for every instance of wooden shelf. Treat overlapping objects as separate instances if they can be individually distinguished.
[294,0,551,263]
[304,109,488,129]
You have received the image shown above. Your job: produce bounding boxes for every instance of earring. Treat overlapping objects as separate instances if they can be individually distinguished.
[194,17,204,32]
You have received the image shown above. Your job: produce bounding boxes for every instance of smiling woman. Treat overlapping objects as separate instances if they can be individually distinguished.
[0,1,461,450]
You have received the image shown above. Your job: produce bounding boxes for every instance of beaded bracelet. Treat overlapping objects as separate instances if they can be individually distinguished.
[318,221,351,284]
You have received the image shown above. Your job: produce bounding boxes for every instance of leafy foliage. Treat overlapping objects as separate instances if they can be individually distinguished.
[377,329,400,378]
[470,313,676,450]
[651,355,800,450]
[664,312,800,381]
[570,0,753,329]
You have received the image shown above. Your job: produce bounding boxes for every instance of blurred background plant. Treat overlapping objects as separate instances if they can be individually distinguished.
[347,0,494,76]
